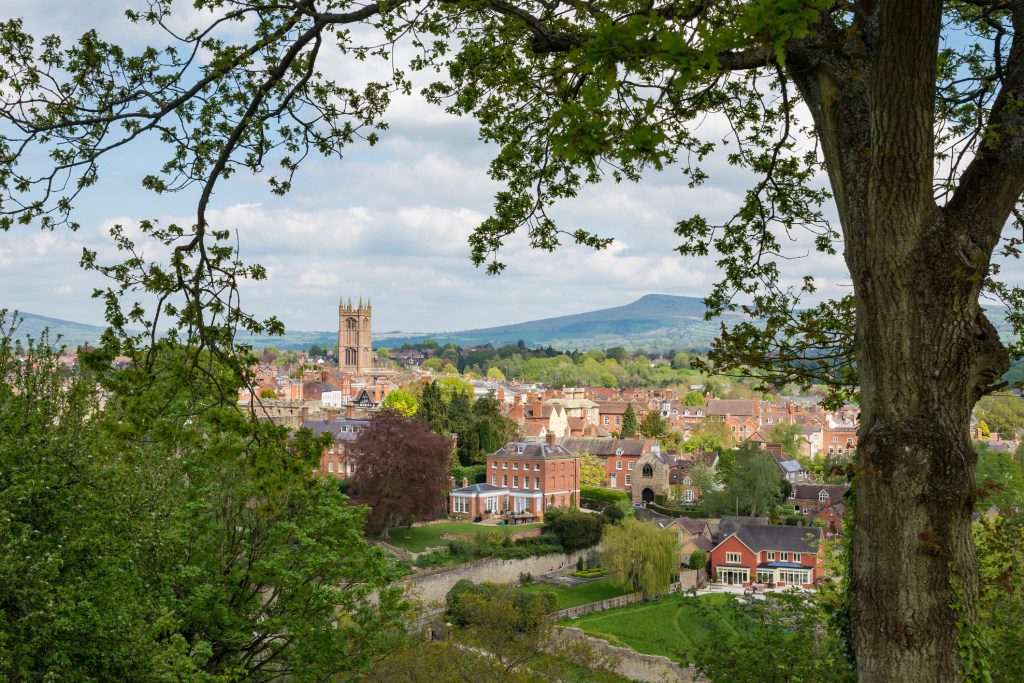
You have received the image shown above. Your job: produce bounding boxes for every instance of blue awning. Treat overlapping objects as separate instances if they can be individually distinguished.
[757,562,814,569]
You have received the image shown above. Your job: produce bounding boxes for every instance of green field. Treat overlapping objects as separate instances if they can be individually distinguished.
[518,577,632,609]
[562,593,737,664]
[384,522,544,553]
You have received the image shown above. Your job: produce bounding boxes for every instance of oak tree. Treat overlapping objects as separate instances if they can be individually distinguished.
[5,1,1024,678]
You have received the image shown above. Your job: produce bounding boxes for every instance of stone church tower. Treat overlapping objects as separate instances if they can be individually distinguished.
[338,296,373,373]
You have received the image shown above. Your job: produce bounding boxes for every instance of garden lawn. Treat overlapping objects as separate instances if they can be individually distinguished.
[518,577,632,610]
[561,593,737,664]
[384,522,543,553]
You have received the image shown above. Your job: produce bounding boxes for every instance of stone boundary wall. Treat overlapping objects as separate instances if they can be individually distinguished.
[402,550,588,607]
[441,527,543,543]
[374,540,416,561]
[555,626,703,682]
[555,591,646,619]
[553,570,701,620]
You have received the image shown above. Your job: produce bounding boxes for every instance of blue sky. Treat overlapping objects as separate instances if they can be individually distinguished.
[3,1,862,333]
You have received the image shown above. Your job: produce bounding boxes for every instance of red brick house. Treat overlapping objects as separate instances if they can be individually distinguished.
[790,483,851,535]
[595,401,648,432]
[448,434,580,521]
[823,425,858,456]
[301,418,370,478]
[709,524,825,588]
[560,437,658,490]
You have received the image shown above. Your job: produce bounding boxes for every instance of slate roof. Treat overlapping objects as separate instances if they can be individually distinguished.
[561,437,653,457]
[677,517,711,535]
[490,440,578,461]
[733,524,823,554]
[791,483,851,500]
[450,483,509,494]
[300,418,370,441]
[716,515,769,541]
[693,537,714,552]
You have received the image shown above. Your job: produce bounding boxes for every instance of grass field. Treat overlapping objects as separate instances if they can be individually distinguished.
[562,593,737,664]
[383,522,544,553]
[518,577,632,610]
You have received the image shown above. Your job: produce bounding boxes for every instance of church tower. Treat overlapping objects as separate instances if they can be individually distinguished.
[338,296,373,373]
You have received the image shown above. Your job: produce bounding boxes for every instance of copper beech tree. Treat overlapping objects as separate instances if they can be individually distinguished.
[349,409,453,538]
[3,0,1024,680]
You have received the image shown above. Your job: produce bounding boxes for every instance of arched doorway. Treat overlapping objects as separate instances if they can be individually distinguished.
[641,487,655,503]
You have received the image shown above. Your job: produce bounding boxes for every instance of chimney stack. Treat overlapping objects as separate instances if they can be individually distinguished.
[545,431,557,447]
[462,477,469,488]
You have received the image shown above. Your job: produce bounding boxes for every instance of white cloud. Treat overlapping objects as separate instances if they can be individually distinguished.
[1,0,863,337]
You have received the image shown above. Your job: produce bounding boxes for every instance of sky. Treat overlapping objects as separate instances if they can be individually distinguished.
[2,1,860,334]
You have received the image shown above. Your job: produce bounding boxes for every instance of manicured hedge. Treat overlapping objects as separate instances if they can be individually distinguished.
[453,464,486,485]
[647,502,705,518]
[580,485,630,504]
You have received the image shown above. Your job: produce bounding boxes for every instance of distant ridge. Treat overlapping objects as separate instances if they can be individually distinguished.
[10,295,1013,353]
[4,311,109,348]
[375,294,737,351]
[4,295,727,352]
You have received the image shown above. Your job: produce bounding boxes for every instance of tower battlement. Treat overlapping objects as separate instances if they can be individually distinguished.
[338,295,373,372]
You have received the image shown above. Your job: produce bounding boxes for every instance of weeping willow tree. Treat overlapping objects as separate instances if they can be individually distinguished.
[3,0,1024,679]
[602,518,679,600]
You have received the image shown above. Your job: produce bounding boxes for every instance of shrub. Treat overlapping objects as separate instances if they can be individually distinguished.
[453,464,487,485]
[572,567,608,578]
[546,509,605,551]
[602,502,625,524]
[446,580,497,625]
[445,580,556,625]
[577,556,585,571]
[580,485,630,505]
[689,549,707,570]
[519,571,534,586]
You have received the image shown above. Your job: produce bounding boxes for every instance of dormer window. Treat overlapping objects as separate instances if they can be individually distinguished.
[789,489,797,498]
[615,448,624,456]
[818,491,828,502]
[517,445,525,454]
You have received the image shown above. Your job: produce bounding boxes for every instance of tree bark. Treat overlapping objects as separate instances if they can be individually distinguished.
[788,2,1013,679]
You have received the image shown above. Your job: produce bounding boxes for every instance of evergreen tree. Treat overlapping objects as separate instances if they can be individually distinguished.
[620,405,639,438]
[418,381,449,435]
[447,390,479,465]
[639,410,668,438]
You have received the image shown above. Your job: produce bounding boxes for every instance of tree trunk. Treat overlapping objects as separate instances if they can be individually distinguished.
[787,2,1013,678]
[850,243,1006,680]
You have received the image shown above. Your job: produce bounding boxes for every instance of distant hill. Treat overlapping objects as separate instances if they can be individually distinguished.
[9,295,1016,354]
[5,311,110,349]
[375,294,740,351]
[3,295,731,352]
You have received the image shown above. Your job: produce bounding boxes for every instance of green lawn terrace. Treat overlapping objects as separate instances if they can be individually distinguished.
[518,577,632,610]
[562,593,736,665]
[383,521,544,553]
